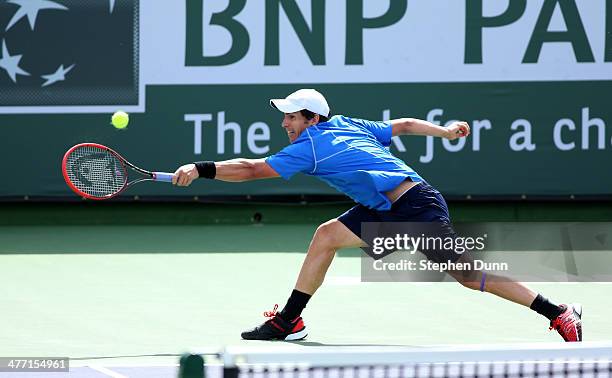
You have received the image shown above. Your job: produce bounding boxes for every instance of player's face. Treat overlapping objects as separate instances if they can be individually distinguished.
[281,111,317,143]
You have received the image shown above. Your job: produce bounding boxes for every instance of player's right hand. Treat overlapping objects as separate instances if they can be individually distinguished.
[173,164,199,186]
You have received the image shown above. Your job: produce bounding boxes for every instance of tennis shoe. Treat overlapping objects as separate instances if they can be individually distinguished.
[241,304,307,341]
[549,303,582,342]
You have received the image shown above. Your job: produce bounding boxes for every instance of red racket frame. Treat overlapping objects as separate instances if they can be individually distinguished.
[62,143,134,200]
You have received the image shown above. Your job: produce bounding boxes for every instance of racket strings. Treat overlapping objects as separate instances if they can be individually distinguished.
[65,145,127,198]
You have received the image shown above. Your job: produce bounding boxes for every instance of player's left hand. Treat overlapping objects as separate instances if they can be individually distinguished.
[173,163,199,186]
[446,121,470,140]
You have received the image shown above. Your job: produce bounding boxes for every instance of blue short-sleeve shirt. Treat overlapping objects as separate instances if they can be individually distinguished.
[266,115,423,210]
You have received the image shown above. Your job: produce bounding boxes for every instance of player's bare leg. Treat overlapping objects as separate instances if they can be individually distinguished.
[447,259,582,341]
[295,219,364,295]
[241,219,362,340]
[446,264,537,307]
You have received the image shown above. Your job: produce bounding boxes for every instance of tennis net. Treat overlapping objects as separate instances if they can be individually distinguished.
[182,342,612,378]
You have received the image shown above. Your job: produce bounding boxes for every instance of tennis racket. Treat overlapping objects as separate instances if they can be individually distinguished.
[62,143,174,200]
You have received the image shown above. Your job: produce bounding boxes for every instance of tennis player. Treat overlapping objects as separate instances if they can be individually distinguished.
[172,89,582,342]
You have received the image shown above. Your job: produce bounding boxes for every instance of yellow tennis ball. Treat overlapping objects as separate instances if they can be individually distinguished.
[111,111,129,129]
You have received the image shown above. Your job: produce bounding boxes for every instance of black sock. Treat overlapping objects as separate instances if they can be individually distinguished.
[279,289,311,321]
[530,294,564,320]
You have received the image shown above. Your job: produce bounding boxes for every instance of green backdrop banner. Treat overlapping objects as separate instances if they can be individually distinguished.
[1,82,610,198]
[0,1,610,199]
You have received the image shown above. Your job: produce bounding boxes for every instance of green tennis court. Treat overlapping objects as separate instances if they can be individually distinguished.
[3,1,612,377]
[2,220,611,365]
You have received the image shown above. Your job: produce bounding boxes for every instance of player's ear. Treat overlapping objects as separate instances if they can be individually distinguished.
[312,114,320,125]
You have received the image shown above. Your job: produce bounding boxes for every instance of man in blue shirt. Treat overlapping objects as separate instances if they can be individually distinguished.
[172,89,582,342]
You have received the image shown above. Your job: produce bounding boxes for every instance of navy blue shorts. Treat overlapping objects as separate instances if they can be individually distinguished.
[338,181,462,263]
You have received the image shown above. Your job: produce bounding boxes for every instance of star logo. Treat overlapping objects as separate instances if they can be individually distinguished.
[0,0,75,87]
[5,0,68,31]
[0,0,139,109]
[41,64,75,87]
[0,40,30,82]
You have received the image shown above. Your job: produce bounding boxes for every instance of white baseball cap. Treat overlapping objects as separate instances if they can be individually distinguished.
[270,89,330,117]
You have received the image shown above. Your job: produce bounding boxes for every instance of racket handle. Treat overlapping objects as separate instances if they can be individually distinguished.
[152,172,174,183]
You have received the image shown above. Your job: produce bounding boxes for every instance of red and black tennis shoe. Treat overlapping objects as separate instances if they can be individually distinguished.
[549,303,582,342]
[241,304,307,341]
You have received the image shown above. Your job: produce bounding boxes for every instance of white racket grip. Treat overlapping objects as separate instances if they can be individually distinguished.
[152,172,174,182]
